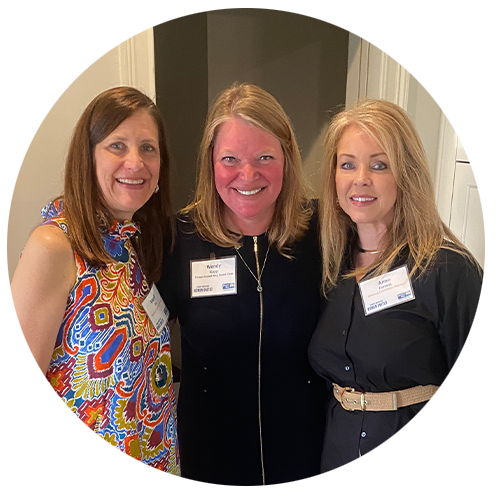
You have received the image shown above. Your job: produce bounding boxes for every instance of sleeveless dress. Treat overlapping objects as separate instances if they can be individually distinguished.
[42,200,180,474]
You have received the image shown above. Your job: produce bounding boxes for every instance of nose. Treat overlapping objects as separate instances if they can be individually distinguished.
[239,161,258,181]
[353,164,371,186]
[124,147,144,171]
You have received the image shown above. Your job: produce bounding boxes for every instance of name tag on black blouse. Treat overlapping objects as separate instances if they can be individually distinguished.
[358,265,415,315]
[190,256,237,298]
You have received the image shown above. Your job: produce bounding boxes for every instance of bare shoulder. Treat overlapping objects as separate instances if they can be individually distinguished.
[26,224,73,255]
[12,224,76,292]
[11,224,77,373]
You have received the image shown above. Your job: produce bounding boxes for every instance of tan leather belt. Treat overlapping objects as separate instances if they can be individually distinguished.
[333,383,439,411]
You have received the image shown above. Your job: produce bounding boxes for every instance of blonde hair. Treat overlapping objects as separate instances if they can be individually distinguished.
[185,83,313,253]
[320,98,478,293]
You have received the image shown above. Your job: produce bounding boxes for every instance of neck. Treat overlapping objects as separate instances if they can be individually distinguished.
[355,224,389,272]
[356,223,388,253]
[224,208,273,236]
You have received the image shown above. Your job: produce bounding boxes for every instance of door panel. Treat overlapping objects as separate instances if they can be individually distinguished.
[449,162,485,268]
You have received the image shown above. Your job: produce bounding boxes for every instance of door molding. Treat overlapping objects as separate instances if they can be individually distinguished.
[346,35,410,109]
[436,9,484,224]
[117,28,156,100]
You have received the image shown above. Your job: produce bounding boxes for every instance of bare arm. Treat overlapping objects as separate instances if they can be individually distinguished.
[11,225,76,374]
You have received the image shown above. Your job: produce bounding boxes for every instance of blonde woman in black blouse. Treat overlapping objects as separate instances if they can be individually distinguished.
[308,99,482,471]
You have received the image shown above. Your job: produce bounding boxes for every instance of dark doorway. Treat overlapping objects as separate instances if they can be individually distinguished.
[154,9,349,212]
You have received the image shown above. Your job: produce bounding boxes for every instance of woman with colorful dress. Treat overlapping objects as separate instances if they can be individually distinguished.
[159,83,326,485]
[308,99,482,471]
[11,86,180,473]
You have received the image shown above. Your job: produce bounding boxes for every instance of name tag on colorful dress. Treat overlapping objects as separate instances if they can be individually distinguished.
[190,256,237,298]
[358,265,415,315]
[142,283,170,333]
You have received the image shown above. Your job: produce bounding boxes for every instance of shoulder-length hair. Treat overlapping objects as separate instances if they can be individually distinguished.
[185,83,313,253]
[60,86,174,284]
[320,98,478,293]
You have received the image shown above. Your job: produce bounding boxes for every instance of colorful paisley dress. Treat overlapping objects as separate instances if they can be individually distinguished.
[42,200,180,474]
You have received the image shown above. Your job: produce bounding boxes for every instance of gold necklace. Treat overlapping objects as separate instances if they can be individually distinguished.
[356,244,383,255]
[234,236,270,293]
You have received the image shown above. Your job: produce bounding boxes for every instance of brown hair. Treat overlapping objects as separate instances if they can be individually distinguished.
[185,83,313,253]
[320,98,479,293]
[59,86,174,283]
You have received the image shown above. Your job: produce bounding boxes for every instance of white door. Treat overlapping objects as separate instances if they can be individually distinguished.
[449,160,485,268]
[449,9,485,269]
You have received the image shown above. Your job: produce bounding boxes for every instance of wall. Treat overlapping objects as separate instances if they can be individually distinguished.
[207,9,349,192]
[153,13,209,212]
[152,9,350,211]
[7,9,154,485]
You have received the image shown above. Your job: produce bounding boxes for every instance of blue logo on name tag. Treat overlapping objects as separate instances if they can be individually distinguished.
[397,291,412,300]
[222,282,235,290]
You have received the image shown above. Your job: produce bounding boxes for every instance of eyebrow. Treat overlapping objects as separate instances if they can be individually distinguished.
[338,152,387,159]
[107,135,158,143]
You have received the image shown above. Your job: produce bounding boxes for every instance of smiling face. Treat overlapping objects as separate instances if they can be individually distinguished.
[94,109,160,221]
[212,117,284,235]
[335,124,398,235]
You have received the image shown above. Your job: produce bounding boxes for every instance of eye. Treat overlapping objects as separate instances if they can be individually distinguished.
[141,143,156,153]
[109,142,124,150]
[372,161,388,171]
[221,156,237,164]
[339,161,355,170]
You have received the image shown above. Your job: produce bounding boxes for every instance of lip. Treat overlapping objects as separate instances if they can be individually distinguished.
[350,194,377,206]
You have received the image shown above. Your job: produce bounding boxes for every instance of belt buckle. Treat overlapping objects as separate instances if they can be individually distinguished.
[340,387,366,411]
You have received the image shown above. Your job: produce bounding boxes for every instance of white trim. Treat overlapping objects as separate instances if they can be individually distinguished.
[117,28,156,100]
[118,38,136,87]
[376,9,394,99]
[394,9,415,109]
[436,9,470,225]
[346,36,410,110]
[346,35,370,107]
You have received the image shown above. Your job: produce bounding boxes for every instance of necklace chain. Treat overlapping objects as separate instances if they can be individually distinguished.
[235,236,270,293]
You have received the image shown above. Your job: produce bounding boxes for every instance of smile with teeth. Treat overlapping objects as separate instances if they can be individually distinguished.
[235,188,263,195]
[117,178,145,185]
[351,196,376,202]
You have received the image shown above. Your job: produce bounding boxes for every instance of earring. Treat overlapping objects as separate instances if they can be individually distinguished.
[154,184,159,194]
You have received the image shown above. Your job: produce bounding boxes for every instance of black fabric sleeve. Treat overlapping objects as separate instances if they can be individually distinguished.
[436,251,485,484]
[157,228,180,321]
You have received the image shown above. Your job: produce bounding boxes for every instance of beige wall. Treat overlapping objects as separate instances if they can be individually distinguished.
[7,9,154,485]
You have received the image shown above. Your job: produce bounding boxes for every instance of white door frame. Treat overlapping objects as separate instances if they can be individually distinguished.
[117,28,156,99]
[346,35,411,109]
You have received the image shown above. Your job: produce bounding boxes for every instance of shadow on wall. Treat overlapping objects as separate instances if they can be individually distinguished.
[154,9,350,211]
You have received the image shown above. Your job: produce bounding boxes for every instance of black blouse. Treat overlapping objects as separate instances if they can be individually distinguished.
[308,247,482,471]
[158,212,327,485]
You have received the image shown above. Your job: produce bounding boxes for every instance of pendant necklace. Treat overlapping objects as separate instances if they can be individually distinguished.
[235,236,270,293]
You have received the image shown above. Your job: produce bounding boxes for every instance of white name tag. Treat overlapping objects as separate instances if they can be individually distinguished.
[190,256,237,298]
[359,265,415,316]
[142,283,170,333]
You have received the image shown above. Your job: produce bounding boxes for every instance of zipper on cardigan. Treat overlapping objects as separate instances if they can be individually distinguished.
[253,235,266,485]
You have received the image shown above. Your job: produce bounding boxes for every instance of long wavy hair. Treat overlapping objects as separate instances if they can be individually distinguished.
[185,83,313,253]
[320,98,478,293]
[57,86,174,283]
